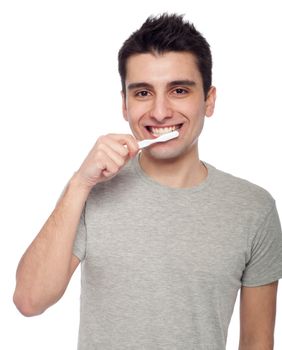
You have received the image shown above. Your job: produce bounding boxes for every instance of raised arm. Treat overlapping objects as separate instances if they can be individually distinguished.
[13,134,139,316]
[239,281,278,350]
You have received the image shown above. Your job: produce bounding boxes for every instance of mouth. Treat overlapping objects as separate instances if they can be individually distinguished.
[145,124,183,137]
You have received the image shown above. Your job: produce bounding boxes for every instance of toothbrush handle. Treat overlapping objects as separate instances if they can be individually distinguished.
[137,139,153,149]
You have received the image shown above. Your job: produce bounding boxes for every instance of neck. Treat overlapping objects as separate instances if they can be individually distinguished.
[139,145,207,189]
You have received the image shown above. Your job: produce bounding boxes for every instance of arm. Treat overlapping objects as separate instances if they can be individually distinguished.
[13,177,88,317]
[239,281,278,350]
[13,134,139,316]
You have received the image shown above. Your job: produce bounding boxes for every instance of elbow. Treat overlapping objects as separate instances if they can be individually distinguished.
[13,289,45,317]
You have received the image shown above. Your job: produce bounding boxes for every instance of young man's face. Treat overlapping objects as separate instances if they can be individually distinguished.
[122,51,216,161]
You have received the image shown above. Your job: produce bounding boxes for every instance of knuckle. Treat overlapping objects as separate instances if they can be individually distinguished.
[94,149,105,159]
[96,134,111,145]
[120,147,129,157]
[95,160,104,171]
[96,135,106,143]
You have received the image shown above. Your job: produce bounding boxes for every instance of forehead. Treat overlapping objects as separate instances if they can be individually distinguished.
[125,51,202,87]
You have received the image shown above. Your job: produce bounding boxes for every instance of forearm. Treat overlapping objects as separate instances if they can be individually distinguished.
[13,173,90,316]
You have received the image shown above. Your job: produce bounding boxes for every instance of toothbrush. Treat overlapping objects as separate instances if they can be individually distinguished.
[138,130,179,149]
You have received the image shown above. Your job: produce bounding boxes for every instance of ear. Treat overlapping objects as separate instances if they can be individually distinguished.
[121,91,128,121]
[205,86,216,117]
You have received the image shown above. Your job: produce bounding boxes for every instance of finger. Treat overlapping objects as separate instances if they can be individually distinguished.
[107,134,139,157]
[94,151,121,177]
[100,137,130,158]
[97,143,128,168]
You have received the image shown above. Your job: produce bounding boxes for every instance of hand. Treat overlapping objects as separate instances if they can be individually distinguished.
[74,134,139,191]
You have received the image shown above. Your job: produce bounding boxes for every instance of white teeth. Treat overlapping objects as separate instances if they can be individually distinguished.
[150,126,177,136]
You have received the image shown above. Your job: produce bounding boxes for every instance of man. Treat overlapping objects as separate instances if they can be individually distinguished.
[13,14,282,349]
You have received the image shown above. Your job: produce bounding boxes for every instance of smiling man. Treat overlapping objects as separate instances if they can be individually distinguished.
[14,14,282,350]
[123,50,215,188]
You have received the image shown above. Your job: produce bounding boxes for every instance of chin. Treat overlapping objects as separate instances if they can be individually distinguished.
[145,147,185,161]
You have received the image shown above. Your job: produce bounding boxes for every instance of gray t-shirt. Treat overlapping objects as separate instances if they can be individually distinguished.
[73,159,282,350]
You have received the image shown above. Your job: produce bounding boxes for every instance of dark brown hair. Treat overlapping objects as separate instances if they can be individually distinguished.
[118,13,213,99]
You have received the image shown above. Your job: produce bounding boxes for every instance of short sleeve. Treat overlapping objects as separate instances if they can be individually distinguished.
[73,205,87,262]
[241,202,282,287]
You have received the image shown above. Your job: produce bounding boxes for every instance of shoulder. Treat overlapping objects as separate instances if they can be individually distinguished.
[207,163,275,216]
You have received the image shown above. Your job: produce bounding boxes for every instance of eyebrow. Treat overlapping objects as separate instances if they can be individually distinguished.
[127,82,152,90]
[127,80,196,91]
[168,80,196,87]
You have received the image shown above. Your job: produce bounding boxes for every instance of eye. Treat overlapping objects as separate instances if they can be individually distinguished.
[173,88,189,95]
[135,90,150,97]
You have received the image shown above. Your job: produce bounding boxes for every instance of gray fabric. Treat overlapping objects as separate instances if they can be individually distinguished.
[73,158,282,350]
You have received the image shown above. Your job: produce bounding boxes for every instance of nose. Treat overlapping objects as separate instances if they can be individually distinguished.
[149,94,173,122]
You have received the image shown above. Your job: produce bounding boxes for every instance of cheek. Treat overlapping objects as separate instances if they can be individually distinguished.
[189,112,205,139]
[189,99,207,121]
[183,104,206,135]
[127,104,146,124]
[124,107,145,138]
[174,97,204,117]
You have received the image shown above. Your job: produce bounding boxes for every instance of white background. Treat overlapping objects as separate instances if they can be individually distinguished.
[1,0,281,349]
